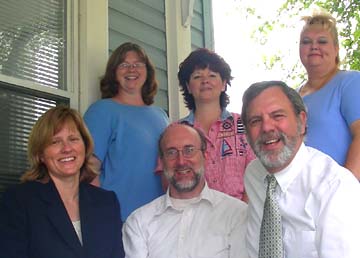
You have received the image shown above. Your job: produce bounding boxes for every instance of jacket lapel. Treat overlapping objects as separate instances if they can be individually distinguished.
[78,184,124,258]
[39,181,83,257]
[79,184,98,257]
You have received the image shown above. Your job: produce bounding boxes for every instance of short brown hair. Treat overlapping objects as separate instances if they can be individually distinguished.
[100,42,158,105]
[21,105,98,183]
[241,81,307,133]
[178,48,233,110]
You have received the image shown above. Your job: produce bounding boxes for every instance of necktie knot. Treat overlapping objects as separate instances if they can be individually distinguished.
[266,174,278,194]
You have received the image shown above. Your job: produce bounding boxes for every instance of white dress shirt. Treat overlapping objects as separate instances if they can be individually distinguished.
[123,184,248,258]
[245,143,360,258]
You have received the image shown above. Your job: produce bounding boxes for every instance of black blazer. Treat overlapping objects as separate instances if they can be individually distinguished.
[0,180,125,258]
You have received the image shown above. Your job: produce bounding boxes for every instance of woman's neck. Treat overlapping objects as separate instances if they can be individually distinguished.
[52,177,80,202]
[51,177,80,221]
[113,92,145,106]
[194,103,222,133]
[301,66,339,96]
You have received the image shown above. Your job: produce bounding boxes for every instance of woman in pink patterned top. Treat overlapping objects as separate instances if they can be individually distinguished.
[175,48,255,202]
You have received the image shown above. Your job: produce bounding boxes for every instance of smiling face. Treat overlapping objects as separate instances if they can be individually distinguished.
[115,50,147,97]
[245,87,306,173]
[299,28,339,72]
[187,67,226,105]
[41,121,85,181]
[160,124,206,199]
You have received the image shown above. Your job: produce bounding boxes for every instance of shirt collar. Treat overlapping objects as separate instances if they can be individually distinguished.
[260,143,307,193]
[179,109,233,125]
[156,183,216,215]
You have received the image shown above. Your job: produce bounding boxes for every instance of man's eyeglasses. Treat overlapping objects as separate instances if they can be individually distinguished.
[118,62,146,70]
[163,146,201,160]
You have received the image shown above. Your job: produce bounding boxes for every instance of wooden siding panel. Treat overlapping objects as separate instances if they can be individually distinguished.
[109,0,165,31]
[202,0,214,49]
[136,0,164,13]
[191,11,203,31]
[191,29,204,50]
[191,0,204,49]
[191,0,213,50]
[109,10,165,49]
[193,0,202,12]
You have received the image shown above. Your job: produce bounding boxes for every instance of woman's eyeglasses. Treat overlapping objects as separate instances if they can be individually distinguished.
[118,62,146,70]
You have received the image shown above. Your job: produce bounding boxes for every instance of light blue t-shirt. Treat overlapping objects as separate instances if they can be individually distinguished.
[303,70,360,165]
[84,99,169,221]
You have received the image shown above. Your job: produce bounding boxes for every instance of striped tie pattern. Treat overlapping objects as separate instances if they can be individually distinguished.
[258,175,283,258]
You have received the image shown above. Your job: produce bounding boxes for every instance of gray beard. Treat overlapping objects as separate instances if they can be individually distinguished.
[165,166,204,193]
[250,121,302,171]
[254,135,296,170]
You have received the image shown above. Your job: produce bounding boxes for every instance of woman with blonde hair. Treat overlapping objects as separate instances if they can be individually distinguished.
[0,105,124,258]
[298,10,360,179]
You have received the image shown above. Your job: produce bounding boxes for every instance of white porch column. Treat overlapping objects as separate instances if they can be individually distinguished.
[78,0,108,114]
[165,0,195,121]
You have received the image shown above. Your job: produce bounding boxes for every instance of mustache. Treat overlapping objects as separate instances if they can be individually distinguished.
[174,165,192,171]
[255,131,286,144]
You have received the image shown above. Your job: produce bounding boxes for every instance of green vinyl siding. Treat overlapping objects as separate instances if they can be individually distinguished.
[191,0,214,50]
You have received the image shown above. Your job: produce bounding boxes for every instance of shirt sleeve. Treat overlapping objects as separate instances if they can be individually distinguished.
[83,102,115,163]
[340,72,360,126]
[122,214,148,258]
[315,172,360,257]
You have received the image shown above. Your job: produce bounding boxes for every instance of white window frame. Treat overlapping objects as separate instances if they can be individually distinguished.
[0,0,79,107]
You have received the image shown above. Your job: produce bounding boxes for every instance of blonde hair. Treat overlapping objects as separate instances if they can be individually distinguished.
[301,9,340,64]
[21,105,98,183]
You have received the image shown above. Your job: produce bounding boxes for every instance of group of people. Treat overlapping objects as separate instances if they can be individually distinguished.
[1,9,360,258]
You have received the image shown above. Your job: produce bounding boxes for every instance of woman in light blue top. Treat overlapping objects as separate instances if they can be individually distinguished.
[84,42,169,221]
[298,10,360,179]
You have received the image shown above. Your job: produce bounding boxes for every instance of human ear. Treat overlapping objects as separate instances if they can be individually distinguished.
[186,82,192,94]
[299,111,307,135]
[221,80,227,92]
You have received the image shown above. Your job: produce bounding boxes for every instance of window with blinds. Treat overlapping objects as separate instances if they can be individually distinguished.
[0,83,68,198]
[0,0,66,89]
[0,0,68,199]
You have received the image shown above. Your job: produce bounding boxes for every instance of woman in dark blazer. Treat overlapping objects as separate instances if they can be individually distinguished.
[0,105,125,258]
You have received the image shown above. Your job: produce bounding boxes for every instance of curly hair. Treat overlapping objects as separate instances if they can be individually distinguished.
[177,48,233,110]
[300,9,340,64]
[100,42,158,105]
[21,105,98,183]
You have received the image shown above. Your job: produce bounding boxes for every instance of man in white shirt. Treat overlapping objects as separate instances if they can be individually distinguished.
[122,123,248,258]
[241,80,360,258]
